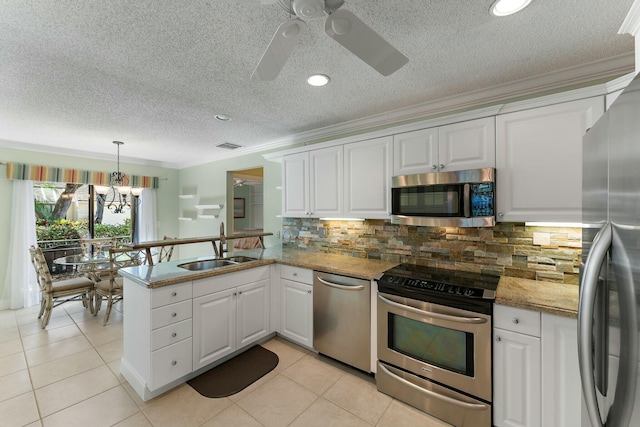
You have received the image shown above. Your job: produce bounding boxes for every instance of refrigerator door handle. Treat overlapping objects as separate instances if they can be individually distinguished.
[578,222,611,427]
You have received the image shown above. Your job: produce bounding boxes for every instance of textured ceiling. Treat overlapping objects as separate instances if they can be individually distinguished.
[0,0,635,168]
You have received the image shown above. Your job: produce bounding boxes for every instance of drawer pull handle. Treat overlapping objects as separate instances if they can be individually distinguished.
[171,292,177,297]
[496,336,502,342]
[172,312,177,317]
[172,332,177,338]
[512,318,519,324]
[171,360,177,366]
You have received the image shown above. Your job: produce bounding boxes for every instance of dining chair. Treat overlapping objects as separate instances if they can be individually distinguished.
[94,247,143,325]
[79,237,117,256]
[28,245,95,329]
[157,236,176,263]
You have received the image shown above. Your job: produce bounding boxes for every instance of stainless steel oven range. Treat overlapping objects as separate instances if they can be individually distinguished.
[376,264,499,427]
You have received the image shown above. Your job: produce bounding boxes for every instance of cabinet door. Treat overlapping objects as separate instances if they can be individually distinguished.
[309,146,343,217]
[438,117,495,172]
[192,288,236,370]
[344,136,393,219]
[237,279,270,348]
[494,328,541,427]
[496,97,604,222]
[541,314,580,427]
[280,279,313,348]
[393,127,438,175]
[282,152,309,217]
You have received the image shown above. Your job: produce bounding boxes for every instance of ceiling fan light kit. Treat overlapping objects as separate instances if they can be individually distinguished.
[246,0,408,81]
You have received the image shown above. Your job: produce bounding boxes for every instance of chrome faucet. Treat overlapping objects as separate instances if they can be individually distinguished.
[218,222,226,256]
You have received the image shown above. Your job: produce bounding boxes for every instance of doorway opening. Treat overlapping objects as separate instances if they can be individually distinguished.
[227,168,264,247]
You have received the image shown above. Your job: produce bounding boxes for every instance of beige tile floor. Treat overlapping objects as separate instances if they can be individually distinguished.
[0,300,452,427]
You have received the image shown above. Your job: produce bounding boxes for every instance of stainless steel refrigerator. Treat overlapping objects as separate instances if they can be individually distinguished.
[579,74,640,426]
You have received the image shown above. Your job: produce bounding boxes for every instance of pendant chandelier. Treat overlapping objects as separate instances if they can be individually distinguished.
[94,141,142,214]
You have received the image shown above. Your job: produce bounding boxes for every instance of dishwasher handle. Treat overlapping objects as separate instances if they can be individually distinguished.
[316,276,365,291]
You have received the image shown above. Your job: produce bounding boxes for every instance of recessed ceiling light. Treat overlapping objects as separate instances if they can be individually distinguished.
[490,0,532,16]
[307,74,330,87]
[215,114,232,121]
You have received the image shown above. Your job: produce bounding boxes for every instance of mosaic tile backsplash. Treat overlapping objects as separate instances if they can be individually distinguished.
[282,218,582,285]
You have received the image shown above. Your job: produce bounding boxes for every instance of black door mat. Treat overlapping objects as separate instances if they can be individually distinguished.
[187,345,279,398]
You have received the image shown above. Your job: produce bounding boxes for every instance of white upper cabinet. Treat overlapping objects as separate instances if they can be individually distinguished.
[496,96,604,223]
[282,152,309,217]
[393,127,438,175]
[438,117,495,172]
[393,117,495,176]
[282,146,343,218]
[344,136,393,219]
[309,146,343,217]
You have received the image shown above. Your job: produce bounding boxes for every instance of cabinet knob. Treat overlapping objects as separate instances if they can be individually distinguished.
[307,290,312,294]
[495,336,502,342]
[171,312,177,317]
[233,292,237,296]
[172,332,177,338]
[439,164,445,169]
[171,360,177,366]
[512,318,519,324]
[498,212,504,217]
[238,291,242,295]
[293,272,297,276]
[431,164,438,170]
[171,292,177,297]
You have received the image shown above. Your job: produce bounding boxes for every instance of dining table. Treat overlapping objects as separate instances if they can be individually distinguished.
[54,250,148,281]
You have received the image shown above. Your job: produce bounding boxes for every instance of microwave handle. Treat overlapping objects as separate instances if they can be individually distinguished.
[463,183,471,218]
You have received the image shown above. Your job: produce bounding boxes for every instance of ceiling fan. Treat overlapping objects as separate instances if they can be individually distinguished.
[234,0,409,80]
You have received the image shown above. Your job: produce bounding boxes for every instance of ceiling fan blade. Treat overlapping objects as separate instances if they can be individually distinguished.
[231,0,279,5]
[325,9,408,76]
[251,18,308,81]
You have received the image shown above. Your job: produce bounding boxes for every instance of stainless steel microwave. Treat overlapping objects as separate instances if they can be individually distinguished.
[390,167,495,227]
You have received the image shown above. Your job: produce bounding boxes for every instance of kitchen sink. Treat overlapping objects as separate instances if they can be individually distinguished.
[177,259,238,271]
[222,256,258,263]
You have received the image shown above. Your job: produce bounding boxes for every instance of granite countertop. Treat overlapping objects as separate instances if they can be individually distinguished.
[119,246,399,288]
[496,276,579,318]
[119,244,579,318]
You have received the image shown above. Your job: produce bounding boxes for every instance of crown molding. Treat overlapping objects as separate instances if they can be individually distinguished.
[620,0,640,36]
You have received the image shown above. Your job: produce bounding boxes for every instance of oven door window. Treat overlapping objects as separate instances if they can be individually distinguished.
[391,184,463,217]
[388,313,474,377]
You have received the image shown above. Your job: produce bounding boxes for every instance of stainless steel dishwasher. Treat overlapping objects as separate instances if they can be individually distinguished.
[313,271,370,372]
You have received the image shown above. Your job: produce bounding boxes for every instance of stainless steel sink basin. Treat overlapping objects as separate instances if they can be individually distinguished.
[178,259,237,271]
[222,256,258,263]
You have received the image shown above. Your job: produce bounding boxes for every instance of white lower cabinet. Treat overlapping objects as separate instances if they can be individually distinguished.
[493,305,581,427]
[541,313,580,427]
[494,305,541,427]
[122,280,194,399]
[279,265,313,348]
[192,266,270,371]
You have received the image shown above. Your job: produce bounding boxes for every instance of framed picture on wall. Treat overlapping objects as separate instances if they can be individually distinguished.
[233,198,245,218]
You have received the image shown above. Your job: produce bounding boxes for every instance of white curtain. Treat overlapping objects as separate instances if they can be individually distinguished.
[137,188,157,243]
[1,180,38,310]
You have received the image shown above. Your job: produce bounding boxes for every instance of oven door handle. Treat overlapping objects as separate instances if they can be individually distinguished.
[378,363,489,411]
[316,277,365,291]
[378,294,488,324]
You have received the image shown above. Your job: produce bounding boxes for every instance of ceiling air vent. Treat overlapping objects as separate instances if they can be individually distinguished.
[216,142,243,150]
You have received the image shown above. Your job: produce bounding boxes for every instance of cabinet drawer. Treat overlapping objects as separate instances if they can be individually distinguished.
[151,300,192,330]
[151,319,193,351]
[150,338,192,390]
[280,265,313,285]
[151,282,192,309]
[494,304,540,337]
[193,266,270,298]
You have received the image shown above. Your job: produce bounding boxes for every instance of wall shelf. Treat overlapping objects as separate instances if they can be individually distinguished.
[194,204,221,210]
[178,194,196,199]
